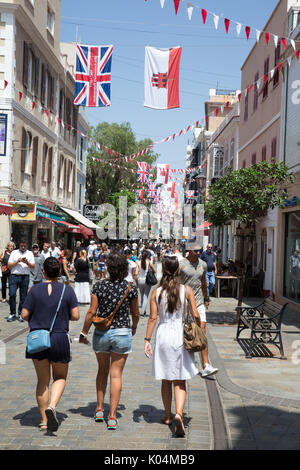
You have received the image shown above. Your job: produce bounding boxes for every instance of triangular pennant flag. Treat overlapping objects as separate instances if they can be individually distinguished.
[44,109,49,118]
[256,30,261,42]
[256,78,261,89]
[282,38,287,50]
[236,23,241,36]
[19,91,23,101]
[32,101,36,110]
[187,2,193,21]
[288,56,292,68]
[265,32,269,45]
[264,74,268,85]
[274,35,278,47]
[290,39,296,51]
[160,0,165,7]
[296,50,300,60]
[224,18,230,34]
[238,93,241,102]
[201,9,207,24]
[213,14,219,30]
[173,0,180,14]
[249,84,253,93]
[57,117,61,126]
[215,108,219,117]
[270,68,274,79]
[245,26,251,40]
[226,101,229,108]
[244,88,248,98]
[221,105,224,113]
[4,80,8,89]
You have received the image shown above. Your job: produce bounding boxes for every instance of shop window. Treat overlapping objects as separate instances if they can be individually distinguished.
[284,211,300,303]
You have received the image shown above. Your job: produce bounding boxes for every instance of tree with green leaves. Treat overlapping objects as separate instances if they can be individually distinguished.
[205,161,295,226]
[86,122,159,206]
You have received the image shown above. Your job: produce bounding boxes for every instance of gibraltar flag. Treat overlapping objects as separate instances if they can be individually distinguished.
[144,46,182,110]
[156,163,170,185]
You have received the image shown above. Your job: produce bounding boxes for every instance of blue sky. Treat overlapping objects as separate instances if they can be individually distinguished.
[60,0,279,171]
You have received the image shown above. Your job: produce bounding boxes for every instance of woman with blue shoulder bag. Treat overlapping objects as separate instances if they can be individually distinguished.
[21,257,79,433]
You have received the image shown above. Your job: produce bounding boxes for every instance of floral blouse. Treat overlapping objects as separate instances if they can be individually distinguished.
[92,279,138,329]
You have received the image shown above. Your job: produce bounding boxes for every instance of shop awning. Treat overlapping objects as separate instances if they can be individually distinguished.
[79,224,94,238]
[36,205,64,222]
[55,220,81,233]
[0,201,13,216]
[58,206,99,230]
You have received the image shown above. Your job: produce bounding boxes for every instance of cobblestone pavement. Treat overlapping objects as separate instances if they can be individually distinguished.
[2,283,300,450]
[0,298,212,451]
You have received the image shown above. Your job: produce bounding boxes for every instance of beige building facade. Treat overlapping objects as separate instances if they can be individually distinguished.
[0,0,88,247]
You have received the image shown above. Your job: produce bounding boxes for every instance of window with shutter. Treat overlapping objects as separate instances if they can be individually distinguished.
[41,64,46,105]
[68,162,73,193]
[42,143,48,182]
[271,138,277,159]
[63,159,67,191]
[58,155,64,189]
[244,86,249,121]
[47,147,53,183]
[31,136,38,176]
[25,131,32,174]
[253,72,259,112]
[21,127,27,172]
[50,76,55,112]
[251,153,256,166]
[34,57,40,98]
[263,58,269,100]
[262,145,267,161]
[274,43,281,87]
[23,42,29,88]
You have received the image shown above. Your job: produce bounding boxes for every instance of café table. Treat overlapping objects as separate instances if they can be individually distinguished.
[215,275,241,298]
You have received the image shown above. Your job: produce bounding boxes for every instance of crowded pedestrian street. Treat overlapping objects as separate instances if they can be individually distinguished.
[1,281,300,451]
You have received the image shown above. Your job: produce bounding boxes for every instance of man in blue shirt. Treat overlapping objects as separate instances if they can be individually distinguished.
[201,243,217,297]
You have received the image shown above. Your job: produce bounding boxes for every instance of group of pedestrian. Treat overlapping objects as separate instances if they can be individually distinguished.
[19,239,218,438]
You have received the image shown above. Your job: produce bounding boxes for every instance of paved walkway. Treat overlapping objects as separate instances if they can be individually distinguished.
[0,300,212,450]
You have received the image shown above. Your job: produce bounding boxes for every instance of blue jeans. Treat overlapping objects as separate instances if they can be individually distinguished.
[9,274,30,316]
[206,271,215,297]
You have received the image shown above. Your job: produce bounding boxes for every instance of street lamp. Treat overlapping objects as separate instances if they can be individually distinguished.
[194,173,206,191]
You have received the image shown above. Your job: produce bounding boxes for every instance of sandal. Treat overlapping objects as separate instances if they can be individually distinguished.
[107,417,118,430]
[161,415,172,426]
[38,423,47,431]
[45,406,59,432]
[174,413,185,437]
[94,409,104,422]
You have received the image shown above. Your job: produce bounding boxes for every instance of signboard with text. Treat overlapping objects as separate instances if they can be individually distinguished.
[83,205,101,221]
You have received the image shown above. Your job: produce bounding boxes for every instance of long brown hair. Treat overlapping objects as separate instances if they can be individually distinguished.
[158,256,181,314]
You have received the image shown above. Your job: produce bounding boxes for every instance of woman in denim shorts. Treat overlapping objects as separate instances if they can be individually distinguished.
[80,252,139,430]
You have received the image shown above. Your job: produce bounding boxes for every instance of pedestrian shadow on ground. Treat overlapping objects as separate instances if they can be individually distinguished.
[206,311,238,325]
[67,402,126,419]
[13,407,67,429]
[228,405,300,450]
[133,404,191,428]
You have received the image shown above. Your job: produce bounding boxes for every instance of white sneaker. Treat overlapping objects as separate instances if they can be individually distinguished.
[202,363,218,377]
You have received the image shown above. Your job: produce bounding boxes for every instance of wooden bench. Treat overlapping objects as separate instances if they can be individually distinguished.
[235,298,288,359]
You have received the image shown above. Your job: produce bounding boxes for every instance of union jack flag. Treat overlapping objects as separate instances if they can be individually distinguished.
[147,182,157,199]
[153,191,161,205]
[74,44,113,107]
[186,190,195,201]
[136,162,149,184]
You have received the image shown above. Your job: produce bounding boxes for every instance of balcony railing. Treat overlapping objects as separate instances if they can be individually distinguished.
[210,102,240,143]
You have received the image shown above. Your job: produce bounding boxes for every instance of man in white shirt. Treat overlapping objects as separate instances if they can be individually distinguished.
[41,242,51,261]
[49,241,61,259]
[7,240,35,322]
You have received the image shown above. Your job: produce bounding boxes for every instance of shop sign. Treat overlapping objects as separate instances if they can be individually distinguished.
[0,114,7,156]
[83,205,101,221]
[36,205,63,222]
[284,196,300,208]
[11,202,36,221]
[37,217,51,229]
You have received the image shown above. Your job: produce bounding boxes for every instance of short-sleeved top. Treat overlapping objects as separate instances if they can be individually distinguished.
[8,249,35,275]
[30,254,44,282]
[92,279,138,329]
[200,251,216,272]
[125,259,136,283]
[179,258,207,308]
[23,282,78,333]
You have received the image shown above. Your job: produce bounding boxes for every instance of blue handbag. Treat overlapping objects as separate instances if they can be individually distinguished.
[27,284,66,354]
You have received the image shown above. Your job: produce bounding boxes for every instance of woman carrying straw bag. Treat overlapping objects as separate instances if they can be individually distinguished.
[144,256,201,437]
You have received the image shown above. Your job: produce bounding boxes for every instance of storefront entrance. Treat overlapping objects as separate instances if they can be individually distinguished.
[284,211,300,303]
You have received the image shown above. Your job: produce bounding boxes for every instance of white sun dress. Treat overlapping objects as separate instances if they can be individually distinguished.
[152,285,199,381]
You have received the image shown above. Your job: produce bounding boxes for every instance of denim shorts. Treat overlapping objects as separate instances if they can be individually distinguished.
[97,262,106,272]
[93,328,132,354]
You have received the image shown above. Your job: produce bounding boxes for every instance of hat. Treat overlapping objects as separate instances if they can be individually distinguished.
[90,240,95,244]
[32,243,39,249]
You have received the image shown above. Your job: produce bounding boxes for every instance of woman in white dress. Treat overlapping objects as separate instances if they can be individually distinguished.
[74,250,91,304]
[144,256,200,437]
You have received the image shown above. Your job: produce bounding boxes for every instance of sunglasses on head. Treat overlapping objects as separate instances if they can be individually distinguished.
[193,249,201,254]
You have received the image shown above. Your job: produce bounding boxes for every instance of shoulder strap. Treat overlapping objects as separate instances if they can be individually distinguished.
[183,286,188,323]
[108,282,132,321]
[49,284,66,333]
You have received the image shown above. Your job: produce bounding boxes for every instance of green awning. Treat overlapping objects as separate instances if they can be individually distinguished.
[36,205,64,222]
